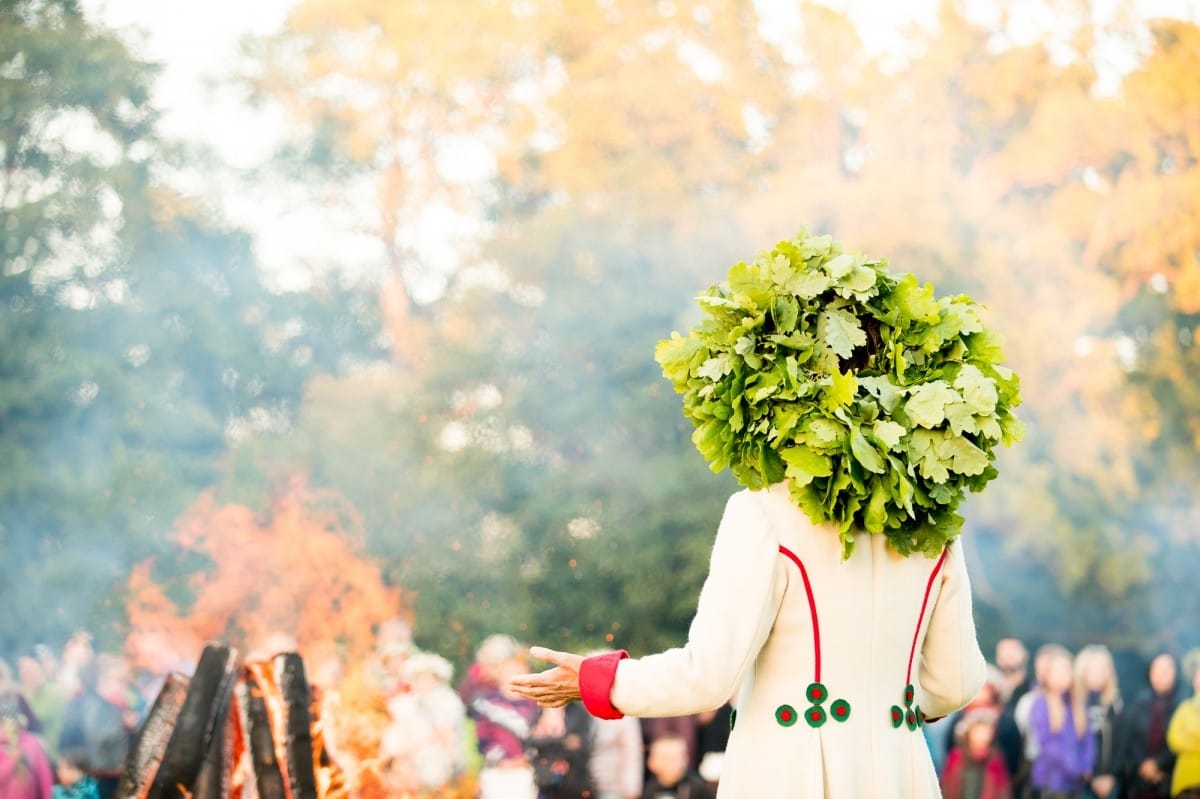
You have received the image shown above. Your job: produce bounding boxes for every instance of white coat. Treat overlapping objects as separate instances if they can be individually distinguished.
[579,483,987,798]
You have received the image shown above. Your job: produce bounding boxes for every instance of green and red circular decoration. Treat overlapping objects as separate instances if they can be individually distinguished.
[806,682,828,704]
[890,705,904,728]
[830,698,851,722]
[776,704,798,727]
[805,705,827,728]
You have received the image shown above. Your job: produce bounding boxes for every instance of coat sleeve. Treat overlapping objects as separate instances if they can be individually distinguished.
[915,541,988,720]
[599,490,786,718]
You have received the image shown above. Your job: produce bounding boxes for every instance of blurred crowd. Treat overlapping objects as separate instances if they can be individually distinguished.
[3,629,1200,799]
[929,639,1200,799]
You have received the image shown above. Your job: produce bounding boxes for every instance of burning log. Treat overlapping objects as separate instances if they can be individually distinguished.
[240,667,287,799]
[118,643,337,799]
[192,685,241,799]
[275,653,318,799]
[115,674,191,799]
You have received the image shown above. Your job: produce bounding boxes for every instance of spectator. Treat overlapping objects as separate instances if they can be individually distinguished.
[1074,644,1122,799]
[58,632,94,698]
[1014,643,1061,792]
[58,658,130,799]
[469,635,540,799]
[1167,650,1200,799]
[529,703,593,798]
[17,656,66,757]
[0,657,43,735]
[944,668,1005,766]
[1121,652,1181,799]
[641,715,699,777]
[695,701,733,788]
[0,696,53,799]
[940,706,1012,799]
[1028,644,1094,798]
[640,731,714,799]
[380,651,467,792]
[52,748,101,799]
[994,639,1032,789]
[590,714,643,799]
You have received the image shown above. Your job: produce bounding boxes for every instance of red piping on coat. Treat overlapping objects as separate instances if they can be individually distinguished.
[905,547,949,685]
[777,545,820,683]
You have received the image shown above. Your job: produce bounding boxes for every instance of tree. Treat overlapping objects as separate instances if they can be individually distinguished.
[0,0,384,656]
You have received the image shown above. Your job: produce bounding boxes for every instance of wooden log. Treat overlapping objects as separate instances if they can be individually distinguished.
[274,653,317,799]
[192,673,241,799]
[147,643,238,799]
[241,667,287,799]
[114,673,191,799]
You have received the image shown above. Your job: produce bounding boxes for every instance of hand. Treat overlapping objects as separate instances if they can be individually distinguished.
[506,646,584,708]
[1091,774,1115,797]
[1139,758,1162,782]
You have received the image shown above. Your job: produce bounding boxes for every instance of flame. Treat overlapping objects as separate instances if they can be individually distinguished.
[125,476,404,669]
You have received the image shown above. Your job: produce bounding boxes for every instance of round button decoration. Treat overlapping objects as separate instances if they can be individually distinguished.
[905,709,917,730]
[806,682,828,704]
[776,704,798,728]
[805,705,827,728]
[890,705,903,728]
[830,698,851,722]
[904,684,915,707]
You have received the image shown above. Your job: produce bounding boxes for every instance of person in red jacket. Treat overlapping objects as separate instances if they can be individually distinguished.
[940,707,1013,799]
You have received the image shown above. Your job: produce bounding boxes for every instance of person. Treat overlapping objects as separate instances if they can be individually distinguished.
[590,713,643,799]
[17,656,67,758]
[1015,643,1060,795]
[694,700,733,788]
[0,696,54,799]
[1074,645,1122,799]
[508,482,988,797]
[1027,644,1094,798]
[529,703,594,798]
[640,715,699,775]
[943,670,1005,767]
[52,749,101,799]
[939,706,1012,799]
[640,731,715,799]
[380,651,468,793]
[1120,652,1181,799]
[57,658,130,799]
[994,639,1032,790]
[469,635,541,799]
[0,658,43,735]
[506,233,1007,797]
[1166,650,1200,799]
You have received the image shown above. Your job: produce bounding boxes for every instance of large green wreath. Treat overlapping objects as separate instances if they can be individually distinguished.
[656,230,1024,557]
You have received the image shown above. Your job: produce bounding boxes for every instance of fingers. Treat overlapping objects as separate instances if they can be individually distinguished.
[529,646,583,671]
[508,666,564,688]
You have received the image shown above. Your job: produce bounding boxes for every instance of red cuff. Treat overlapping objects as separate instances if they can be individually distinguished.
[579,650,628,719]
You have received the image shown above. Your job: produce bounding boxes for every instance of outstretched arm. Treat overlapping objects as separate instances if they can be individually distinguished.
[510,490,786,719]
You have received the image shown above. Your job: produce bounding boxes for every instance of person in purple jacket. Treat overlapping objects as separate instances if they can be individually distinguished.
[1028,645,1095,798]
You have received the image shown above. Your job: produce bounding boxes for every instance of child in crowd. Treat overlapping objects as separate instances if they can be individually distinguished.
[641,732,715,799]
[939,707,1012,799]
[52,749,101,799]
